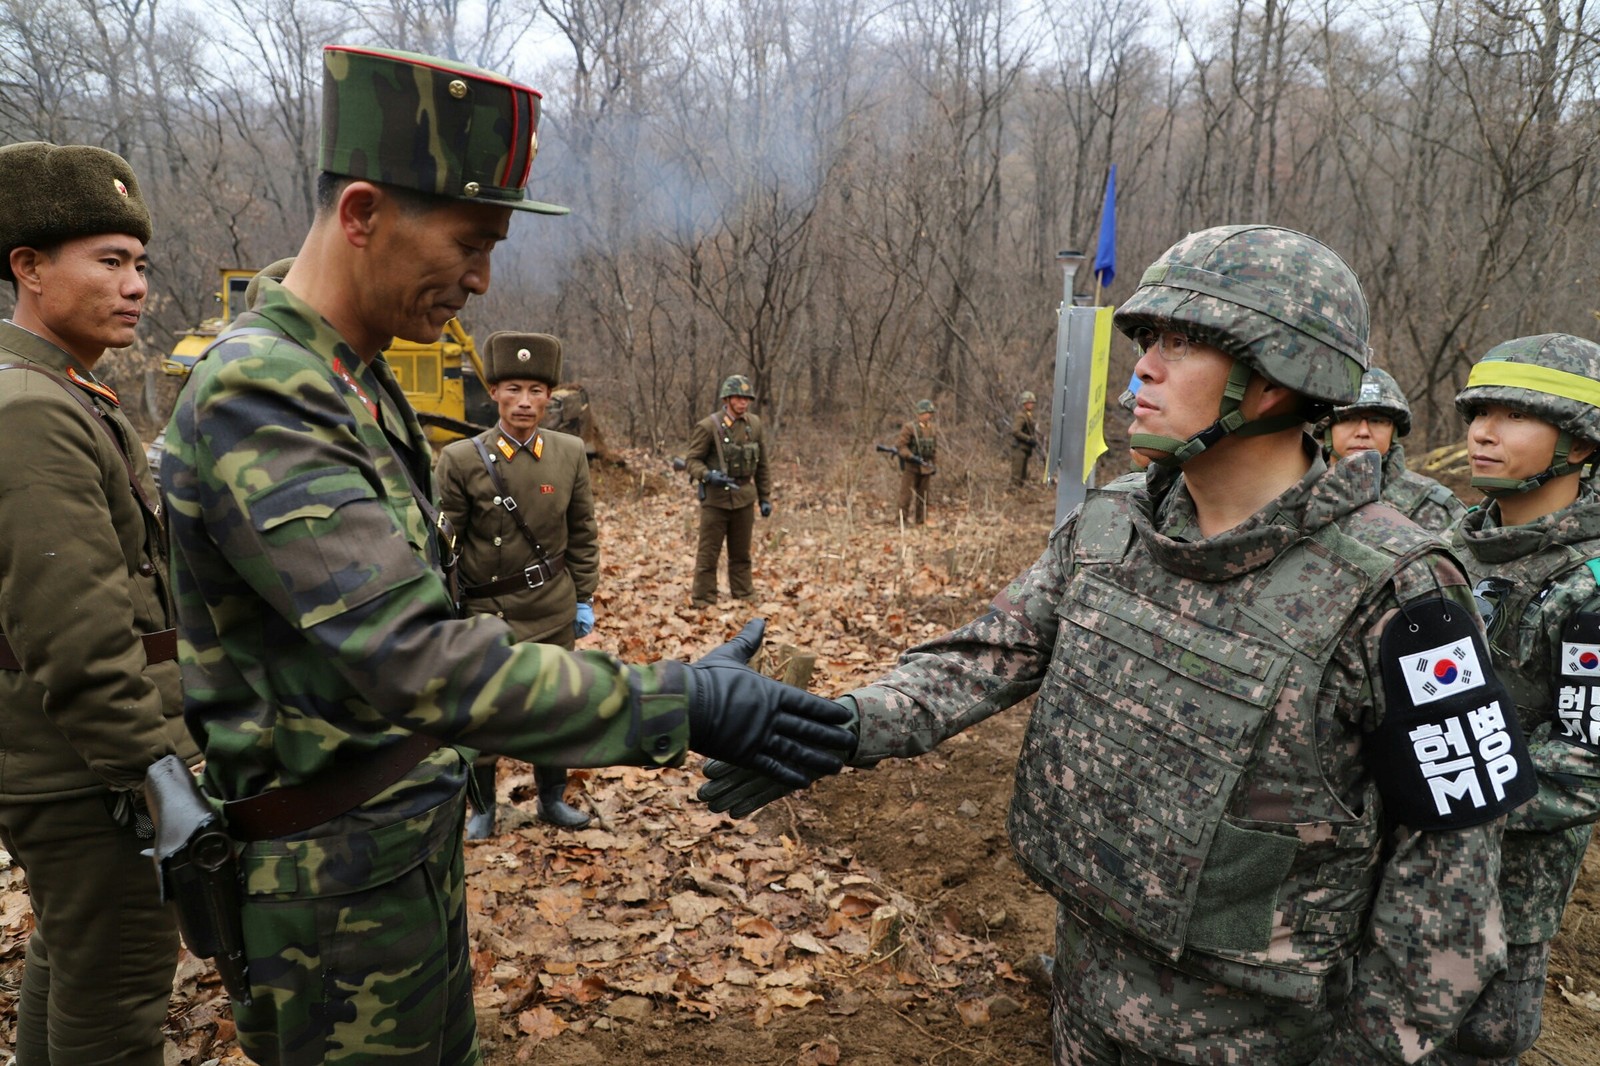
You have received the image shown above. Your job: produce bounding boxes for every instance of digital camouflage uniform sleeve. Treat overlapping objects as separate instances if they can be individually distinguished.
[1511,581,1600,836]
[174,331,688,773]
[847,513,1075,758]
[1315,551,1508,1065]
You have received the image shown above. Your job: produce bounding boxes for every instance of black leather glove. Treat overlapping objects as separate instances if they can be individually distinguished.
[699,700,860,817]
[685,619,855,788]
[704,469,739,491]
[759,500,772,518]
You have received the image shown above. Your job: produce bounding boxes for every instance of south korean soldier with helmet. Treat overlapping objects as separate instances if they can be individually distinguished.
[1436,334,1600,1064]
[1324,366,1465,534]
[703,225,1533,1064]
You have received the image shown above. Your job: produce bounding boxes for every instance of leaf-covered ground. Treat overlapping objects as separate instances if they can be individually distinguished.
[0,446,1595,1065]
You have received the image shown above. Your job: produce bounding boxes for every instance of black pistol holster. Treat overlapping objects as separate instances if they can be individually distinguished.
[145,754,252,1006]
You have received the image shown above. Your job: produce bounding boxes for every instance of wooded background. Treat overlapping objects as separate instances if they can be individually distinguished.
[3,0,1597,453]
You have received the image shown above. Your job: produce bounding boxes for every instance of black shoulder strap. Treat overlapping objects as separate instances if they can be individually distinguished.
[470,435,551,563]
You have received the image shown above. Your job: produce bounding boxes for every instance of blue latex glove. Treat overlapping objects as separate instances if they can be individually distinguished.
[759,500,772,518]
[573,602,595,638]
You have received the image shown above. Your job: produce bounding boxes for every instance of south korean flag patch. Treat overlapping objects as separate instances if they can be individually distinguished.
[1370,598,1535,831]
[1555,611,1600,753]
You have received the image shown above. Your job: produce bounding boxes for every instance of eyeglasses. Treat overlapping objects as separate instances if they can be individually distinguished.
[1131,327,1198,363]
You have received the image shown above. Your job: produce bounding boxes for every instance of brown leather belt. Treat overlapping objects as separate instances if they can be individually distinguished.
[462,551,566,600]
[0,628,177,671]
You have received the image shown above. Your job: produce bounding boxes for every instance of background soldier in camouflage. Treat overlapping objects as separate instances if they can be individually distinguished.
[160,46,853,1065]
[1010,391,1038,488]
[1323,366,1464,533]
[436,332,597,835]
[895,399,938,524]
[705,225,1529,1066]
[685,374,772,606]
[1436,334,1600,1065]
[0,142,199,1065]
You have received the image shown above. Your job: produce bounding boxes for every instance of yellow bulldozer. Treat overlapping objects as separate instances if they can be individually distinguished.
[163,268,616,459]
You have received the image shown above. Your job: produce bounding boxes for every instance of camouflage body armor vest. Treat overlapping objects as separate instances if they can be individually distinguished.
[1009,480,1422,1003]
[1454,496,1600,942]
[1381,448,1459,526]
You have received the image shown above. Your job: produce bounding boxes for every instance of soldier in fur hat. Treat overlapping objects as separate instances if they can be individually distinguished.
[0,141,199,1065]
[436,333,598,836]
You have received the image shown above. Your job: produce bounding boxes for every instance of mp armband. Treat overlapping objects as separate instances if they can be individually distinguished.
[1555,611,1600,752]
[1368,597,1535,830]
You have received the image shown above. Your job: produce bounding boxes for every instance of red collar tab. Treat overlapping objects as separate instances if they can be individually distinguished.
[66,367,119,406]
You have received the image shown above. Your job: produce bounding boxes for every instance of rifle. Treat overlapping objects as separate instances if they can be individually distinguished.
[875,443,934,474]
[145,755,252,1005]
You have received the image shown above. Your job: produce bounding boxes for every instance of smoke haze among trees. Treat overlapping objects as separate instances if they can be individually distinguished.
[3,0,1596,450]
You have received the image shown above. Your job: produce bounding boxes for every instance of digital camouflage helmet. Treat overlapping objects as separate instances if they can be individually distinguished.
[1455,333,1600,495]
[720,374,755,400]
[1330,367,1412,437]
[1114,225,1368,464]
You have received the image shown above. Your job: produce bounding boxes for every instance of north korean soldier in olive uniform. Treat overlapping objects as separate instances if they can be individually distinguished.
[705,225,1529,1065]
[0,142,199,1065]
[895,399,938,524]
[160,46,853,1065]
[436,333,597,834]
[685,374,772,606]
[1010,391,1038,487]
[1436,335,1600,1065]
[1325,367,1464,534]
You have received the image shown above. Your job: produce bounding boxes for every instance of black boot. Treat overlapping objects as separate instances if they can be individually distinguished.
[465,760,498,840]
[536,767,590,829]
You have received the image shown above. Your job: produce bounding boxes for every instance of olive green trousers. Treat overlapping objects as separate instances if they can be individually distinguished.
[0,792,180,1066]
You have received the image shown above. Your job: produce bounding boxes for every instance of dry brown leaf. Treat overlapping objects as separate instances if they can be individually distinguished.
[517,1007,570,1040]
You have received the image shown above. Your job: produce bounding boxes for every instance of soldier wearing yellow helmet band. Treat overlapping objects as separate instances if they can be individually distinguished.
[1439,334,1600,1064]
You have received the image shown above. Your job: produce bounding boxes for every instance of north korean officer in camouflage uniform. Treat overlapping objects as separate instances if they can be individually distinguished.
[161,46,853,1065]
[1436,335,1600,1065]
[1009,391,1039,488]
[705,225,1530,1066]
[685,374,772,606]
[1325,367,1465,534]
[895,399,938,523]
[436,332,597,834]
[0,142,199,1065]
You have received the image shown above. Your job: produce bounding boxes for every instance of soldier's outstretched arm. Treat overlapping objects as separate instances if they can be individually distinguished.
[176,343,851,783]
[700,519,1076,815]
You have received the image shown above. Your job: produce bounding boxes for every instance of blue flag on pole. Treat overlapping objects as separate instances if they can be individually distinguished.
[1094,164,1116,288]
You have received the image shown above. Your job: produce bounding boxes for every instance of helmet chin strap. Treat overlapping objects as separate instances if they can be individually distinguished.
[1471,430,1586,497]
[1128,363,1307,467]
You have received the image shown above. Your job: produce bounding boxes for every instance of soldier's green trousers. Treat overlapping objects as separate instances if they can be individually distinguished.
[233,800,478,1065]
[1010,446,1032,487]
[898,468,932,525]
[693,503,756,602]
[0,792,180,1066]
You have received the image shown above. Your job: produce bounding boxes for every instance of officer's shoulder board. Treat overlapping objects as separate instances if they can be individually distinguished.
[1368,597,1536,831]
[1553,562,1600,754]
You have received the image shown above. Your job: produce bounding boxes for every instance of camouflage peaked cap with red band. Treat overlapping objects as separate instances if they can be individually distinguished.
[320,45,568,215]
